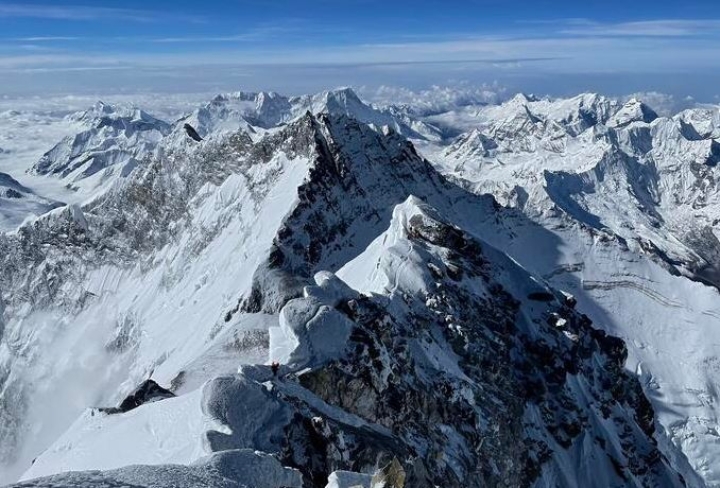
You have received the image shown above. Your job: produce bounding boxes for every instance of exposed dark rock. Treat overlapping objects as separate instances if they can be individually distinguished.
[271,207,678,487]
[184,123,203,142]
[99,380,175,415]
[527,291,555,302]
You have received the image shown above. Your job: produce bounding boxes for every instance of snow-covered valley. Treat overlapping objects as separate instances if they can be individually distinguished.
[0,87,719,487]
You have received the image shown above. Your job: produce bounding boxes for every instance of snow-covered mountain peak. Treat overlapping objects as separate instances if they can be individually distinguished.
[299,88,442,141]
[305,88,380,120]
[312,87,367,114]
[201,90,295,130]
[506,92,539,105]
[13,88,442,224]
[675,105,720,139]
[29,102,171,200]
[68,101,166,129]
[178,100,253,140]
[177,87,427,141]
[542,93,618,132]
[78,100,114,120]
[253,91,292,126]
[442,128,497,161]
[609,98,659,128]
[450,92,620,152]
[195,87,383,133]
[210,91,256,103]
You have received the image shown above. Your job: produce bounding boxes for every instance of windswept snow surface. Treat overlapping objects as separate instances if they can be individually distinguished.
[22,389,212,479]
[0,87,718,487]
[15,450,302,488]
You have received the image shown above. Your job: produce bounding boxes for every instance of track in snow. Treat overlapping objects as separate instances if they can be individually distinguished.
[542,262,585,280]
[581,280,684,308]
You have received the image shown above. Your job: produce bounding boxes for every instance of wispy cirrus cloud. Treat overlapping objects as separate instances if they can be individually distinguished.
[0,3,203,23]
[556,19,720,37]
[0,19,319,45]
[151,19,343,44]
[0,15,719,100]
[0,32,714,69]
[10,36,82,42]
[152,35,263,43]
[9,65,133,73]
[152,26,290,44]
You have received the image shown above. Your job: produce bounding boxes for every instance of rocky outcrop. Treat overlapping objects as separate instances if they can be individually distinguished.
[200,200,685,487]
[98,379,175,414]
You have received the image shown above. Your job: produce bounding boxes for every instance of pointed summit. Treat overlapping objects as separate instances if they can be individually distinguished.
[311,87,369,117]
[609,98,659,127]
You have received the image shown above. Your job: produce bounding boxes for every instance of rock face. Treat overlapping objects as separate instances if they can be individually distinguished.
[98,379,175,414]
[183,123,203,142]
[279,199,679,487]
[370,458,405,488]
[0,88,713,486]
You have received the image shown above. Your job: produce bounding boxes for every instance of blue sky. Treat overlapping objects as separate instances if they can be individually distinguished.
[1,0,719,99]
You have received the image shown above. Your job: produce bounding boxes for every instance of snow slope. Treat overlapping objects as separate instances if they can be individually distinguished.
[16,450,302,488]
[0,172,62,231]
